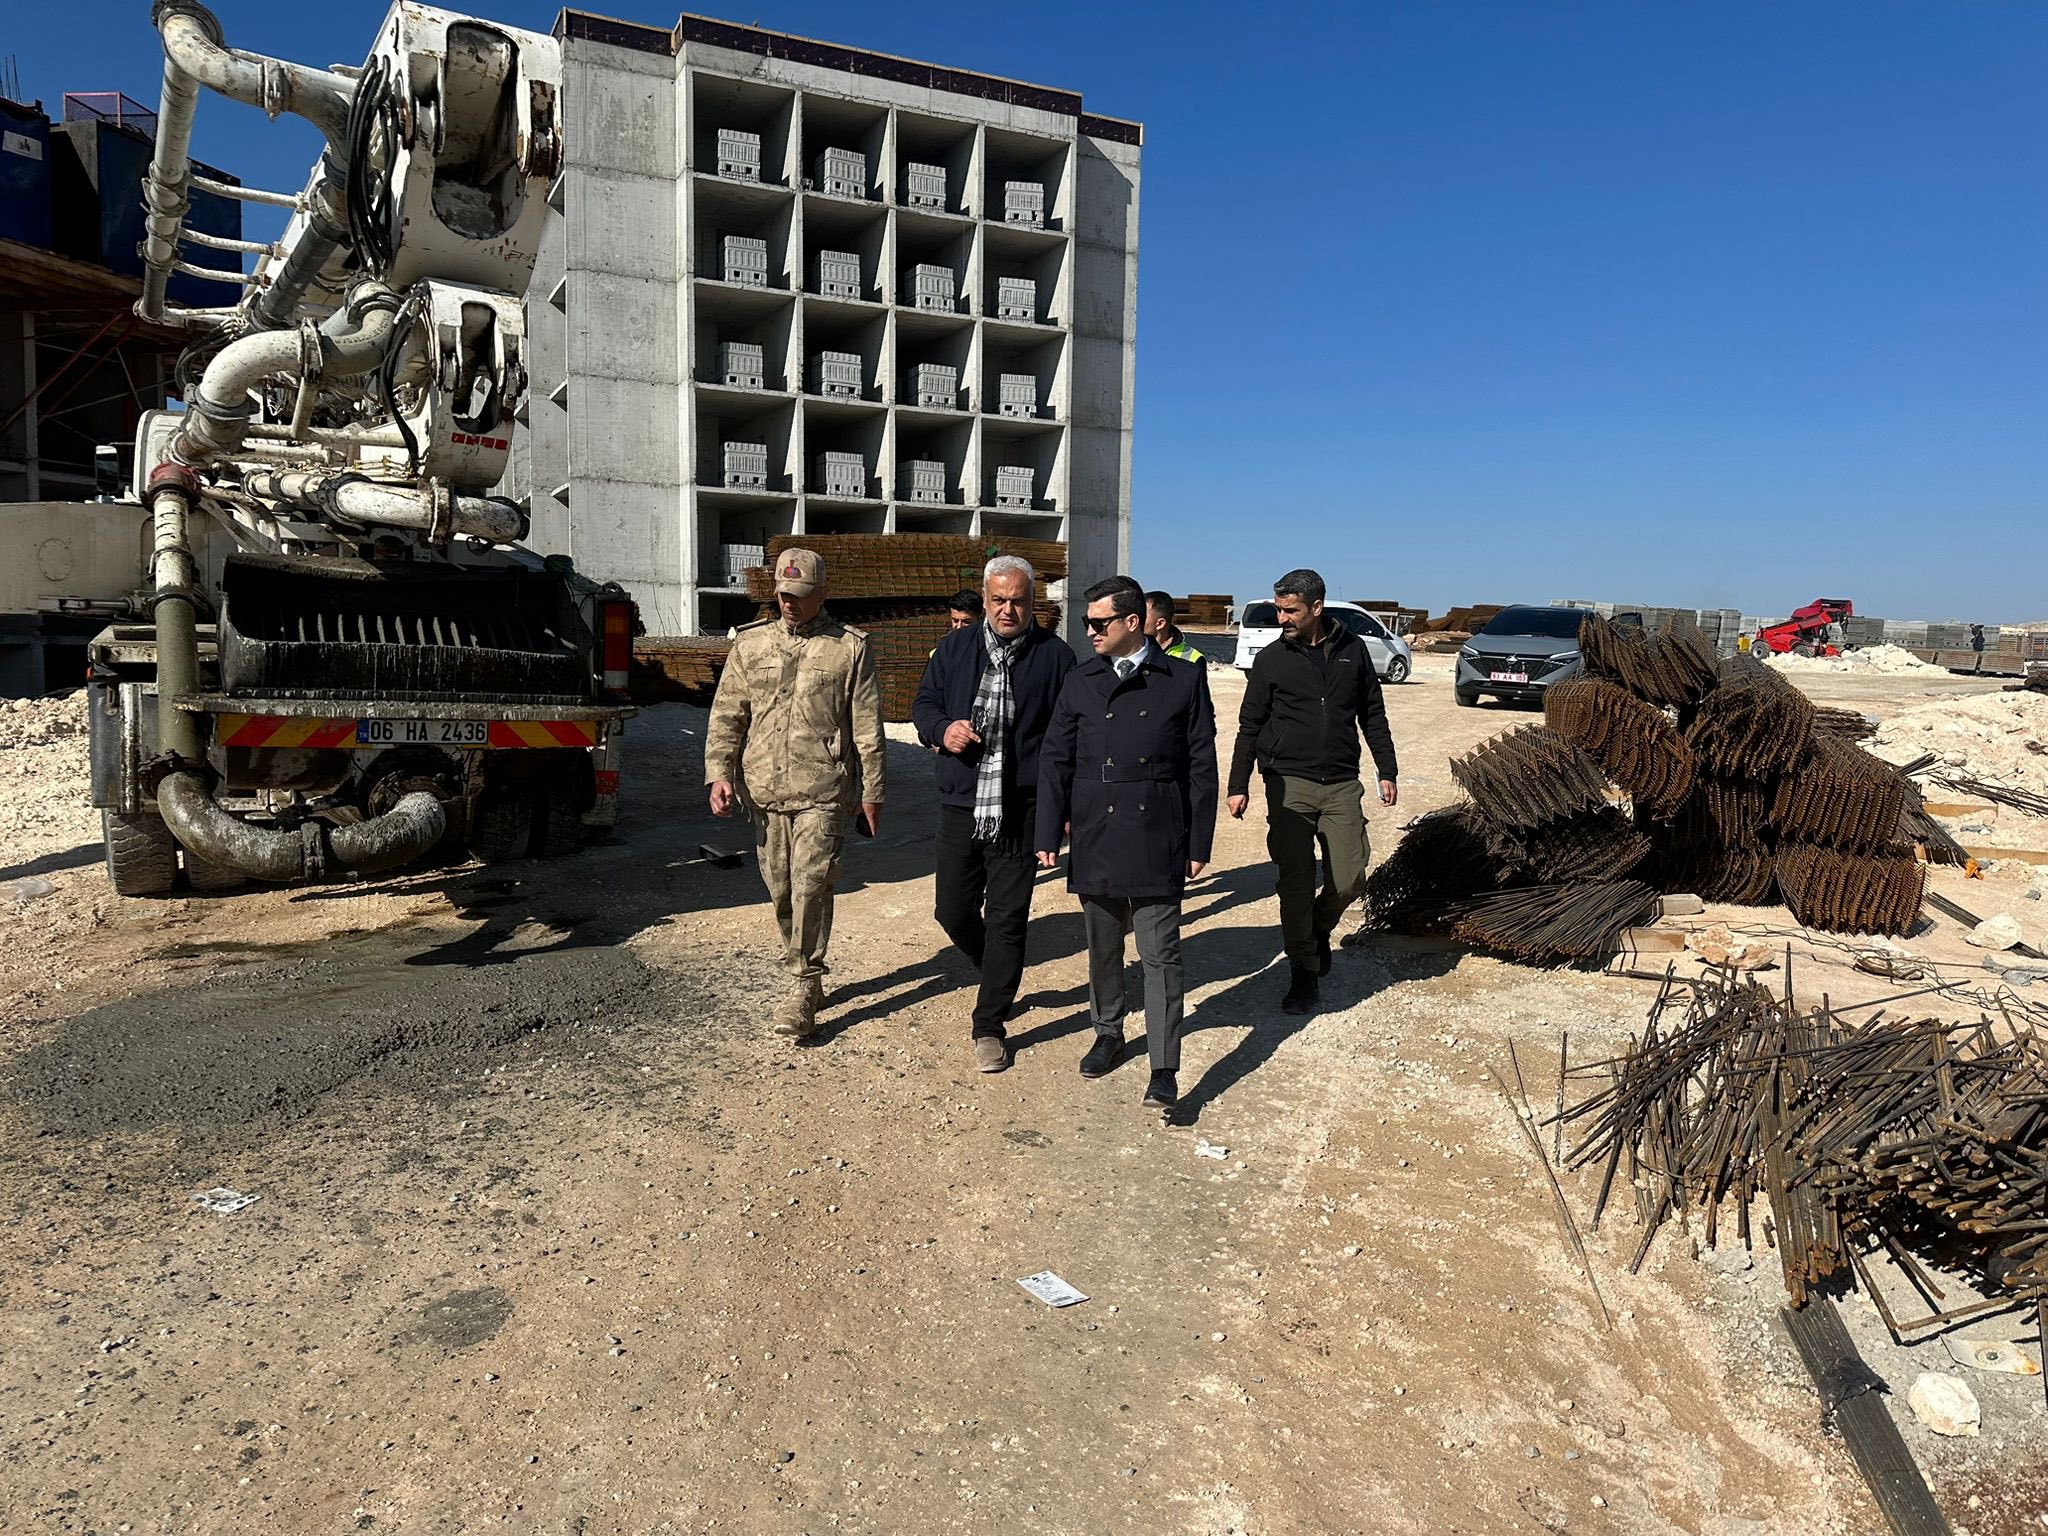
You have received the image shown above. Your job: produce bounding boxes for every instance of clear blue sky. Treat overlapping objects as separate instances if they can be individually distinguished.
[14,2,2045,620]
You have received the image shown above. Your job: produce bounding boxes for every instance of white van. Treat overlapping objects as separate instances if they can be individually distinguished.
[1235,600,1414,683]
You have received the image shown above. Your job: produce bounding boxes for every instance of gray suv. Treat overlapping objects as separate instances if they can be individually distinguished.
[1455,605,1591,707]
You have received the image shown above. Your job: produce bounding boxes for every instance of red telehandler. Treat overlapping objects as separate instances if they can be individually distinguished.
[1755,598,1854,657]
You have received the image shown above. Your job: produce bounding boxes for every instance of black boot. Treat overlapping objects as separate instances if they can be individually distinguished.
[1313,929,1333,977]
[1281,966,1320,1015]
[1080,1034,1124,1079]
[1142,1070,1178,1109]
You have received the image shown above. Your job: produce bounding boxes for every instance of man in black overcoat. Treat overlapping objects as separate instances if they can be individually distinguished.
[1037,577,1219,1110]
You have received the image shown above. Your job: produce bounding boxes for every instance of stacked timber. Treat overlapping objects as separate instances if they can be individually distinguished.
[739,534,1068,721]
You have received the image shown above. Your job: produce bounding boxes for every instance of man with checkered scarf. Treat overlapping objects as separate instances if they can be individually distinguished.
[912,556,1078,1073]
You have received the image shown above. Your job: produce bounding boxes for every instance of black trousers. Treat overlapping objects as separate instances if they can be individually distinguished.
[934,801,1040,1038]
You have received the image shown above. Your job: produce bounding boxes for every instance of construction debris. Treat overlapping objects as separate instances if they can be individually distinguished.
[1557,970,2048,1322]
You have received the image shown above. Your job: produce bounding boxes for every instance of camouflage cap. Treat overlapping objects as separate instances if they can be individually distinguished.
[774,547,825,597]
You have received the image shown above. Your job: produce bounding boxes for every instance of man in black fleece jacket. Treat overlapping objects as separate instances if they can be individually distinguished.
[1226,567,1399,1014]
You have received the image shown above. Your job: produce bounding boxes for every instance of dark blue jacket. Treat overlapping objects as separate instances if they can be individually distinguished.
[912,622,1078,809]
[1035,648,1218,901]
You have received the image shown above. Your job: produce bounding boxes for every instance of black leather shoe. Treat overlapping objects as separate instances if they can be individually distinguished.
[1313,931,1333,977]
[1142,1070,1178,1109]
[1080,1034,1124,1079]
[1281,967,1320,1015]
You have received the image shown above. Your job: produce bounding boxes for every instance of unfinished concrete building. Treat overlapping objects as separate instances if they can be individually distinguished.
[503,13,1142,636]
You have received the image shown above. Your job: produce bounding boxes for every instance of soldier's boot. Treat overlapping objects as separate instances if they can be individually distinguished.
[772,977,826,1039]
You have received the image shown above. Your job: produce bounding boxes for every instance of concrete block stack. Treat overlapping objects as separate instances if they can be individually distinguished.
[813,451,867,499]
[997,373,1038,418]
[995,276,1036,321]
[900,460,948,502]
[717,128,762,182]
[906,363,958,408]
[722,234,768,287]
[814,147,867,198]
[994,465,1034,508]
[1883,620,1928,647]
[719,542,766,585]
[721,441,768,489]
[739,533,1069,719]
[717,341,765,389]
[813,248,862,299]
[1003,180,1045,226]
[909,264,956,313]
[1842,615,1886,648]
[906,161,946,208]
[808,350,863,399]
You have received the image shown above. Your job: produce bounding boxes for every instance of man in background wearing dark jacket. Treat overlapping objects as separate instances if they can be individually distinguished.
[1227,567,1399,1016]
[913,556,1077,1073]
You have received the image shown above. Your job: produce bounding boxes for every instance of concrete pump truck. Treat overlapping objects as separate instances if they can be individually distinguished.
[90,2,635,894]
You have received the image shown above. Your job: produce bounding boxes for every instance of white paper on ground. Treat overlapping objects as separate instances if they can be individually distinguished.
[192,1188,260,1214]
[1017,1271,1087,1308]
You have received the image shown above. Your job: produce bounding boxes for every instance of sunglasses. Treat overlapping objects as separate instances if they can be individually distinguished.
[1084,615,1133,634]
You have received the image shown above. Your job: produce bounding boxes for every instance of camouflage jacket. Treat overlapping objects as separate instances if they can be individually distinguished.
[704,613,887,812]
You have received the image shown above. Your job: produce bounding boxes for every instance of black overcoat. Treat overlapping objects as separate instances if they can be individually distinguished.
[1035,649,1219,900]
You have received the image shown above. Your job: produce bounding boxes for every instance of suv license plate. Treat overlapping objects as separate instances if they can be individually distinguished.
[1489,671,1529,684]
[356,718,492,747]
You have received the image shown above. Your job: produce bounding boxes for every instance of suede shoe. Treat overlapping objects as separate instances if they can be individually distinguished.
[1280,966,1320,1015]
[1079,1034,1123,1079]
[974,1035,1010,1074]
[1142,1070,1178,1109]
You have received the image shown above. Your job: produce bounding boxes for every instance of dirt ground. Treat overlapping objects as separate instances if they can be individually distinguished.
[2,652,2043,1534]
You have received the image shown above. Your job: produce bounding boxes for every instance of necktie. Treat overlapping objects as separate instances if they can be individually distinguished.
[1114,657,1133,680]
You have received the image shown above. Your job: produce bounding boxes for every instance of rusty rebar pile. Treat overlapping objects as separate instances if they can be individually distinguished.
[1365,613,1932,956]
[1449,726,1612,831]
[1769,735,1908,851]
[1895,780,1970,867]
[1559,972,2048,1317]
[1773,844,1925,937]
[1542,679,1695,817]
[1644,793,1778,903]
[1360,806,1498,931]
[1683,657,1816,778]
[1422,880,1659,964]
[1811,706,1876,741]
[1496,807,1653,885]
[1579,614,1719,707]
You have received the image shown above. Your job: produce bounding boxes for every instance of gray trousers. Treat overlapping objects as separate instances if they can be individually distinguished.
[1081,895,1185,1072]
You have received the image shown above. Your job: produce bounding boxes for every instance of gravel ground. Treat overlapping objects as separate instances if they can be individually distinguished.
[0,654,2041,1532]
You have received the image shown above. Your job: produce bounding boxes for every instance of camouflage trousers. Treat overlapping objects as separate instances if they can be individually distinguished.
[754,807,847,980]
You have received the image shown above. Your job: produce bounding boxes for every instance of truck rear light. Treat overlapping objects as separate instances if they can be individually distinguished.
[600,600,632,697]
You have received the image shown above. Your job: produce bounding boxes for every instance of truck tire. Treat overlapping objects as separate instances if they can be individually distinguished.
[184,852,249,892]
[1455,688,1480,708]
[103,809,180,897]
[533,794,585,858]
[472,792,535,863]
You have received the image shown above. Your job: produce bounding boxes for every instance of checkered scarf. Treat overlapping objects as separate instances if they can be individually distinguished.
[971,623,1024,842]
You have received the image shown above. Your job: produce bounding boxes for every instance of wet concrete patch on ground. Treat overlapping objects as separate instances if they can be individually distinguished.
[5,928,671,1137]
[406,1286,516,1353]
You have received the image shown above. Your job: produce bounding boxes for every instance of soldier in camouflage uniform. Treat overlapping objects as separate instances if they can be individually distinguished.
[705,548,887,1038]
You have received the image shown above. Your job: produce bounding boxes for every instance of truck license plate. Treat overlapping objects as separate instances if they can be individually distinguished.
[356,718,492,747]
[1489,671,1529,684]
